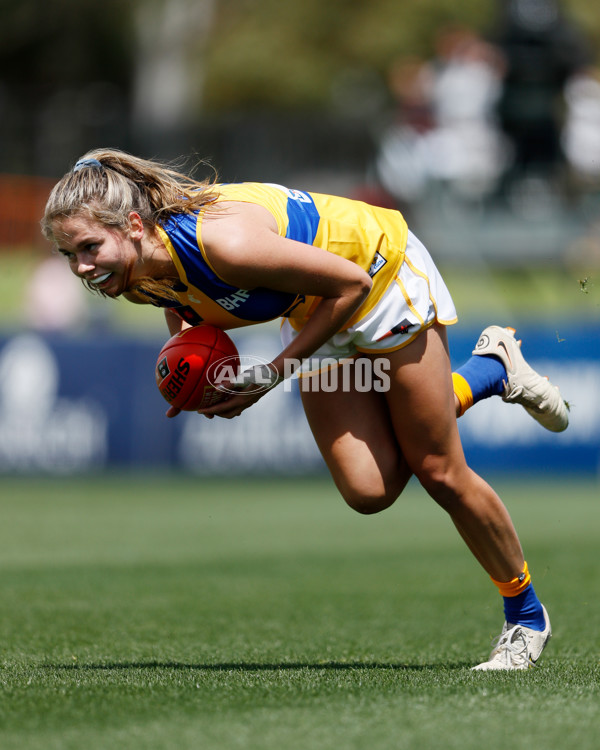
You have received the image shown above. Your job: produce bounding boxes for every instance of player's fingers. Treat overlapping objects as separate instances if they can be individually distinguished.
[198,406,234,419]
[214,379,236,394]
[198,393,254,419]
[166,405,181,418]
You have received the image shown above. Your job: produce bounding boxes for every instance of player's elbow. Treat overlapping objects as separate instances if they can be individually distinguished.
[353,270,372,304]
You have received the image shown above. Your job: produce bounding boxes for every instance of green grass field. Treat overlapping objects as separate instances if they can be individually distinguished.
[0,475,598,750]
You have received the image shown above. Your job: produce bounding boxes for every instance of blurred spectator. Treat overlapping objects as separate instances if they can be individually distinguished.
[492,0,594,181]
[374,57,434,206]
[24,256,90,333]
[425,25,509,197]
[375,25,509,205]
[562,67,600,186]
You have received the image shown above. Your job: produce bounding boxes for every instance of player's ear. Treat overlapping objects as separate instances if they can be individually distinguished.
[128,211,145,241]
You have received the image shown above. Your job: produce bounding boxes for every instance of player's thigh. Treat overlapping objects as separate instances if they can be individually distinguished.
[300,372,411,513]
[381,324,469,491]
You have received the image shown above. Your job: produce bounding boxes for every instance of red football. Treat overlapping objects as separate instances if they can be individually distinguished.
[155,325,239,411]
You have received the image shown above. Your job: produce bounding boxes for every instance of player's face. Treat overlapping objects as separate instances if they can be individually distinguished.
[53,213,143,298]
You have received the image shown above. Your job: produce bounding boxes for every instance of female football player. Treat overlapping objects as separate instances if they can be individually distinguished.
[42,149,568,669]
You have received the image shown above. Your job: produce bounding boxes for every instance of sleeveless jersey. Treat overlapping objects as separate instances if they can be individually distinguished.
[155,182,408,331]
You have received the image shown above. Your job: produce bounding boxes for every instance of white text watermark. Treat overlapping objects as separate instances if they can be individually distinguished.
[207,355,391,394]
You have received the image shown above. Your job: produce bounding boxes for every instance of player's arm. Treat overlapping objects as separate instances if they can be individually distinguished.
[164,308,192,337]
[198,202,372,417]
[205,201,372,352]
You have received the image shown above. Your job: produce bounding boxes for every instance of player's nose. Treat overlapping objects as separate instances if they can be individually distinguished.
[76,255,95,276]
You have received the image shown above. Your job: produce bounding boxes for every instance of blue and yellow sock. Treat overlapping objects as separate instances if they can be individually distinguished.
[491,562,546,631]
[452,355,507,416]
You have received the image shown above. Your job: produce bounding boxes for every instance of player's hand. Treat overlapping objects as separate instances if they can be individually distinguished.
[166,405,181,418]
[198,363,281,419]
[197,382,267,419]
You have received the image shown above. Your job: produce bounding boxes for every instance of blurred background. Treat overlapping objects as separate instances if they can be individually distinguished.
[0,0,598,477]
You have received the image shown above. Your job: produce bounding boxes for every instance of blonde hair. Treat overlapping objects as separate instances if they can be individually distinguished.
[41,148,220,302]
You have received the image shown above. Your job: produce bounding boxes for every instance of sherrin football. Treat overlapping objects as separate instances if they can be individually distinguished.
[155,325,239,411]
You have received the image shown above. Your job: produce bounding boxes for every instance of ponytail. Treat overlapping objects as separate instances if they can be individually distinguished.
[41,148,219,243]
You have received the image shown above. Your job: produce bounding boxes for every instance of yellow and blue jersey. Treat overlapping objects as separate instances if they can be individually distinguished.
[155,182,408,331]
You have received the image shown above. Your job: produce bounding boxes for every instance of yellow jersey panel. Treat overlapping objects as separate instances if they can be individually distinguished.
[158,183,408,332]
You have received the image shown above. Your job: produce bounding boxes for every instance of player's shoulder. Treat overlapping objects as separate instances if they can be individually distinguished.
[217,182,285,203]
[205,198,277,234]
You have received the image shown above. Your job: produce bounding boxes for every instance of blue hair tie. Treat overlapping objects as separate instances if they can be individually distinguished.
[72,158,103,172]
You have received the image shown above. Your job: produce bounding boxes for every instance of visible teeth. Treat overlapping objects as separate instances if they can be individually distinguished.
[89,273,111,285]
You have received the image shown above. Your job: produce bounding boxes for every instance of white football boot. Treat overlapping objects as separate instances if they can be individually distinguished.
[472,605,552,670]
[472,325,569,432]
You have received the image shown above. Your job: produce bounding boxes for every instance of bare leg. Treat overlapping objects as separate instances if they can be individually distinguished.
[301,376,412,515]
[301,324,524,581]
[381,324,524,581]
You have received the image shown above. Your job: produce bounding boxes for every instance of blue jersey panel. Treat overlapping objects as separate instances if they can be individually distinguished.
[162,213,300,322]
[284,190,320,245]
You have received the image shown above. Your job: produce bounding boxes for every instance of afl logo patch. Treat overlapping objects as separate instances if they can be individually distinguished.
[368,251,387,277]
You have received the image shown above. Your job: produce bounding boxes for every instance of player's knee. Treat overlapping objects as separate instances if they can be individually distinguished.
[340,470,410,515]
[344,489,396,515]
[412,456,464,510]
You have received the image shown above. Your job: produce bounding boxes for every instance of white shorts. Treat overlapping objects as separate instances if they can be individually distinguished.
[280,230,458,375]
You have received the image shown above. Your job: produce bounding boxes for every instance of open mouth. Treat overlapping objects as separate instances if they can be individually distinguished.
[89,272,112,286]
